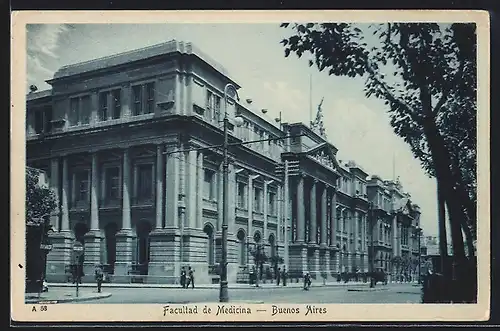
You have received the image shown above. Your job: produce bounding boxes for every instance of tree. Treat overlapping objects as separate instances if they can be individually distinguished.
[250,244,268,283]
[279,23,476,272]
[26,167,57,225]
[25,167,57,292]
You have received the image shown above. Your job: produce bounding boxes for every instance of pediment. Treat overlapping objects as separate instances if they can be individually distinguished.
[304,142,339,171]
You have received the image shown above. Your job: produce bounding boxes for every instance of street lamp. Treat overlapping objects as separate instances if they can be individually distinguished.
[369,202,375,288]
[220,83,244,303]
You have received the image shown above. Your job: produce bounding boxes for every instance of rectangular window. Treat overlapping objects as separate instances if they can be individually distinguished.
[69,97,80,126]
[137,164,153,200]
[203,170,214,200]
[34,110,44,134]
[237,182,245,208]
[45,108,52,133]
[145,82,155,114]
[105,167,120,200]
[132,85,142,116]
[268,192,275,215]
[214,95,221,121]
[336,209,341,229]
[75,170,89,203]
[80,95,91,124]
[254,187,261,212]
[112,89,121,119]
[99,91,109,121]
[206,90,221,122]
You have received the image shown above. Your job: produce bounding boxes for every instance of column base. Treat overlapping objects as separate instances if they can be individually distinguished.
[114,229,134,279]
[147,228,181,284]
[46,231,74,282]
[288,243,307,281]
[82,231,104,281]
[319,248,331,280]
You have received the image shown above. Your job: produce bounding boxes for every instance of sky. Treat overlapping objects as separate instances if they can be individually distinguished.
[26,23,440,237]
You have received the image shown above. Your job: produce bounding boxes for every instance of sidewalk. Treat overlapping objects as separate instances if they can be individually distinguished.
[46,281,386,289]
[25,289,112,304]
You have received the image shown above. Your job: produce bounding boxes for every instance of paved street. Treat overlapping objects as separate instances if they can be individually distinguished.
[57,283,421,304]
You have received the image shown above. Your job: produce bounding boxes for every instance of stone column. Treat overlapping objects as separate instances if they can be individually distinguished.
[330,190,337,247]
[263,180,269,243]
[50,158,60,231]
[320,184,329,278]
[247,174,254,246]
[90,153,99,231]
[320,185,327,246]
[330,189,338,275]
[83,152,103,277]
[309,180,317,244]
[161,145,181,282]
[61,157,70,231]
[155,145,164,230]
[187,150,197,229]
[46,156,73,282]
[296,176,305,243]
[197,152,204,229]
[122,149,131,230]
[115,148,133,279]
[165,146,179,229]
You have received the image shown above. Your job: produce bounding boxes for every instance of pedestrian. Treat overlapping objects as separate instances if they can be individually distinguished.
[180,267,186,289]
[282,266,287,286]
[276,267,281,286]
[94,265,104,293]
[188,266,195,289]
[303,272,311,290]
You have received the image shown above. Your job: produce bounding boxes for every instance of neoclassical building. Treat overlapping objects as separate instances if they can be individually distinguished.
[26,40,422,284]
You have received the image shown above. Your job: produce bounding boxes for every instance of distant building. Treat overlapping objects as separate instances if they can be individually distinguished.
[26,40,424,284]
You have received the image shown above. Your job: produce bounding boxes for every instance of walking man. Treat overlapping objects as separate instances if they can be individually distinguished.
[94,264,104,293]
[276,267,281,286]
[282,266,287,287]
[188,266,195,289]
[180,267,187,289]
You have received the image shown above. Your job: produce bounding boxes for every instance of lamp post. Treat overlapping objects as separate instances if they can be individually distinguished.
[417,227,422,284]
[219,83,242,303]
[369,202,375,288]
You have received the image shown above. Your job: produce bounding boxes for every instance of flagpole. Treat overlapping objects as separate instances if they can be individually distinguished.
[309,73,312,125]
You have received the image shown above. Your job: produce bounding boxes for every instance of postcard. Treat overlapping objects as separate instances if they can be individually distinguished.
[11,10,490,323]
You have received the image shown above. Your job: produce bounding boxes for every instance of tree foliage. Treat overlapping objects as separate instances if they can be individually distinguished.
[26,167,57,225]
[280,22,477,260]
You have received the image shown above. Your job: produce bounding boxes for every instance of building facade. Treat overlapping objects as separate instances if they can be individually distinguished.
[26,40,423,284]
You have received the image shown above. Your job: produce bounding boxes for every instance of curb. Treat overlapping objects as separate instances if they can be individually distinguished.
[347,288,389,292]
[47,283,368,290]
[25,293,112,304]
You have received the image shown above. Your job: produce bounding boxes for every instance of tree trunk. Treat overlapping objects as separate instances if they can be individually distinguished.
[437,180,448,275]
[419,109,466,261]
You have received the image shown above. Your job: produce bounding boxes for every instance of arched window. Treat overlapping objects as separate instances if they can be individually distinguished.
[269,234,276,258]
[237,230,246,266]
[254,231,261,244]
[203,224,215,265]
